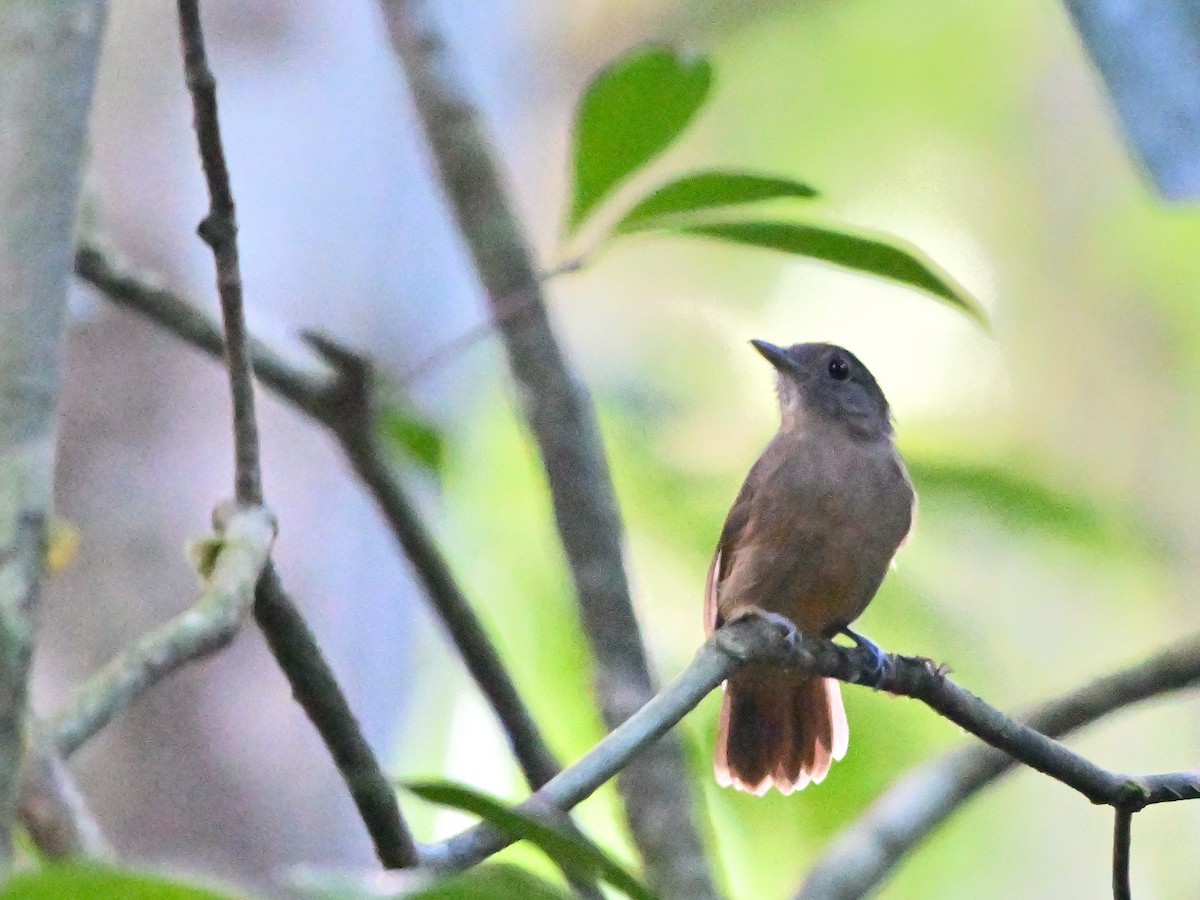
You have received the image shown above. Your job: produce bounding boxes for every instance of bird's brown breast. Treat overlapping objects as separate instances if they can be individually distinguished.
[709,425,913,637]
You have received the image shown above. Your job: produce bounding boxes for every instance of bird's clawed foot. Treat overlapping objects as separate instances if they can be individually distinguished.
[729,608,800,650]
[836,627,889,682]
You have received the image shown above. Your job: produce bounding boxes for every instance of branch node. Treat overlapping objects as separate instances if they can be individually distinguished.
[196,214,235,249]
[300,331,373,430]
[1116,778,1152,812]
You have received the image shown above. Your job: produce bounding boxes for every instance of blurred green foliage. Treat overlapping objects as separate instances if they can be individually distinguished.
[404,779,653,899]
[381,403,446,475]
[0,865,239,900]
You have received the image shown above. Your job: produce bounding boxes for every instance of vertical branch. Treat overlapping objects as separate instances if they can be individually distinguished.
[0,0,106,875]
[176,0,262,506]
[378,4,717,897]
[174,2,418,868]
[1112,807,1133,900]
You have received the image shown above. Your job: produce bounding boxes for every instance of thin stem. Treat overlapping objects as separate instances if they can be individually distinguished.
[176,0,262,506]
[253,564,421,868]
[74,243,333,420]
[337,423,561,788]
[1113,807,1133,900]
[18,739,113,861]
[172,2,417,868]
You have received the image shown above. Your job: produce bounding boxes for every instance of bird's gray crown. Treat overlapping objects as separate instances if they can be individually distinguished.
[751,340,892,437]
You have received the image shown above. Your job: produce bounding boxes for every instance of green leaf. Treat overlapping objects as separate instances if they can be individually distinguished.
[1,865,242,900]
[379,405,445,474]
[616,171,818,232]
[673,220,985,324]
[905,459,1113,543]
[400,865,574,900]
[569,47,713,232]
[404,780,655,900]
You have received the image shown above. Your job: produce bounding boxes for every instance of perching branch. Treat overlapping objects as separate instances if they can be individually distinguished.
[0,0,106,875]
[421,617,1200,878]
[50,506,276,757]
[378,4,716,896]
[797,631,1200,899]
[75,242,563,793]
[173,2,418,869]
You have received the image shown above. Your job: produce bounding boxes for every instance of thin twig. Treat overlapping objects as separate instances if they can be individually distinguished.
[75,242,564,794]
[396,259,582,386]
[50,506,276,757]
[253,563,420,868]
[18,739,113,861]
[378,4,716,896]
[1113,806,1133,900]
[797,632,1200,899]
[422,617,1200,873]
[176,0,262,507]
[75,243,333,419]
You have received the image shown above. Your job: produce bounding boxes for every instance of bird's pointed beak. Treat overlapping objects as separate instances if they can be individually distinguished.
[751,339,794,373]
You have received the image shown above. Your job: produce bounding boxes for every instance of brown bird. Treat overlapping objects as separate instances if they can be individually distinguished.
[707,340,914,795]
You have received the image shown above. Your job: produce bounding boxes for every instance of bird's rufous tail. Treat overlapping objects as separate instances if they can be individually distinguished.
[715,668,849,795]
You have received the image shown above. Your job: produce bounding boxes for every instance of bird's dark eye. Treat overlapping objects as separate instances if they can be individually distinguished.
[828,357,850,381]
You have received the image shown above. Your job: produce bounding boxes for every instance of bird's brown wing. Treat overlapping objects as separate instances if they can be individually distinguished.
[705,458,765,635]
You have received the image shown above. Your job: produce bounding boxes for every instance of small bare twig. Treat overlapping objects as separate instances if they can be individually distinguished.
[74,243,333,417]
[379,4,716,896]
[176,0,262,506]
[396,259,582,386]
[253,564,420,868]
[18,739,113,861]
[797,631,1200,899]
[50,506,276,757]
[1113,806,1133,900]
